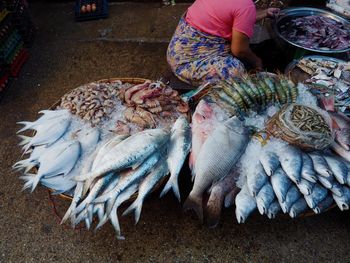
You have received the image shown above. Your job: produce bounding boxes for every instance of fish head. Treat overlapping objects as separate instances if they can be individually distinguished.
[224,117,252,135]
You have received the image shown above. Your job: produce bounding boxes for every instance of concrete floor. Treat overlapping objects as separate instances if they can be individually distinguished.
[0,2,350,262]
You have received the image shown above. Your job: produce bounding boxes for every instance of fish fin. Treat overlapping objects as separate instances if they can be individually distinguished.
[84,217,91,230]
[109,208,123,238]
[183,194,203,223]
[122,199,143,224]
[94,215,109,231]
[20,175,35,191]
[159,177,181,202]
[206,191,223,228]
[18,135,31,147]
[61,206,73,225]
[16,121,34,134]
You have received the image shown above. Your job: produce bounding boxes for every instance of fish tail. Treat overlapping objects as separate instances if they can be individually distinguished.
[160,177,181,201]
[61,205,73,225]
[109,208,124,239]
[20,175,35,191]
[18,135,31,147]
[123,198,143,224]
[183,193,203,222]
[206,191,224,228]
[84,217,91,230]
[12,159,29,170]
[16,121,33,134]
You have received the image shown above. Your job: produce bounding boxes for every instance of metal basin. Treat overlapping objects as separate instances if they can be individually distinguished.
[274,7,350,53]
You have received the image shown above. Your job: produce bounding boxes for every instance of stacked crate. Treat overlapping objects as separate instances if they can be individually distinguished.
[0,0,33,97]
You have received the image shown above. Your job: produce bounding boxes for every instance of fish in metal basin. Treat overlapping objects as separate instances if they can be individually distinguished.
[160,116,191,201]
[189,100,222,176]
[235,184,257,223]
[206,170,239,228]
[184,116,250,222]
[75,129,169,182]
[270,167,292,203]
[124,160,169,224]
[278,144,302,184]
[21,140,81,192]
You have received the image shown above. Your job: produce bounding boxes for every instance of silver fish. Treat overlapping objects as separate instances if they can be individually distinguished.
[21,116,72,154]
[246,163,269,197]
[161,116,191,201]
[331,142,350,163]
[297,178,315,196]
[267,200,281,219]
[316,173,335,190]
[278,145,302,184]
[333,186,350,211]
[184,117,249,221]
[323,155,348,185]
[289,198,308,218]
[259,149,280,176]
[21,140,81,192]
[13,145,47,173]
[270,167,292,203]
[235,184,257,223]
[124,161,169,224]
[75,129,169,182]
[282,185,301,213]
[313,194,334,214]
[224,187,240,208]
[301,153,317,183]
[93,151,162,216]
[77,128,100,153]
[16,109,70,134]
[256,182,275,215]
[206,170,238,228]
[309,152,332,178]
[304,184,328,209]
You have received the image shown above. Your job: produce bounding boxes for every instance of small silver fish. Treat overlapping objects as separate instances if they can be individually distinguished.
[309,152,332,178]
[270,167,292,203]
[267,200,281,219]
[259,149,280,176]
[246,163,268,197]
[323,155,348,185]
[297,178,315,196]
[289,198,308,218]
[312,195,334,214]
[235,184,257,223]
[304,184,328,209]
[256,182,275,215]
[124,160,169,224]
[161,116,191,201]
[278,145,302,184]
[282,185,301,213]
[316,173,335,190]
[301,153,317,183]
[333,186,350,211]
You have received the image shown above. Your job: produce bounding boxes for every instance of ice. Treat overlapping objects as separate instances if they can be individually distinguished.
[296,83,318,107]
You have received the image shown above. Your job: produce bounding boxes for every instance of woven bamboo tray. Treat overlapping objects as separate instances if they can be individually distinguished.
[43,77,175,201]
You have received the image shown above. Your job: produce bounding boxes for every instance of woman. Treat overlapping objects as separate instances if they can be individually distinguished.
[167,0,279,86]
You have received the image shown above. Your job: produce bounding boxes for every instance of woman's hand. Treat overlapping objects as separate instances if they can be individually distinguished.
[266,8,280,18]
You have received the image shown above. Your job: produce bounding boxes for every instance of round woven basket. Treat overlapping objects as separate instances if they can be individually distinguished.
[44,77,173,201]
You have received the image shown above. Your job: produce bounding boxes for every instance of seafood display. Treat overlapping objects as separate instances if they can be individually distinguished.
[14,79,191,239]
[185,75,350,226]
[289,56,350,116]
[279,15,350,51]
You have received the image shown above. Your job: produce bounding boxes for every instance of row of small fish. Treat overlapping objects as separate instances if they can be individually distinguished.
[61,116,191,239]
[204,75,298,118]
[234,137,350,223]
[14,109,101,194]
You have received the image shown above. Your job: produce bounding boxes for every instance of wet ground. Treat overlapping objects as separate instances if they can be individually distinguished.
[0,2,350,262]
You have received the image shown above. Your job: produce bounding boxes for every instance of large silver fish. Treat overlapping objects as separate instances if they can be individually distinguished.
[301,153,317,183]
[323,155,348,185]
[235,184,257,223]
[333,186,350,210]
[161,116,191,201]
[304,184,328,209]
[124,160,169,224]
[259,148,280,176]
[256,182,275,215]
[184,117,250,221]
[309,152,332,178]
[75,129,169,182]
[278,145,302,184]
[246,163,269,197]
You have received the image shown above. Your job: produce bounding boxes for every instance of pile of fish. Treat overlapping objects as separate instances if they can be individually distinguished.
[280,15,350,51]
[185,85,350,226]
[203,74,298,118]
[235,136,350,223]
[295,57,350,116]
[14,79,193,239]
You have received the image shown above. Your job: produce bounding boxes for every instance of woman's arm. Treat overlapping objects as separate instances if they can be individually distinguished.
[231,30,262,70]
[256,8,280,22]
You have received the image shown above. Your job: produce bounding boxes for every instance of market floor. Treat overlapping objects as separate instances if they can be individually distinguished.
[0,2,349,263]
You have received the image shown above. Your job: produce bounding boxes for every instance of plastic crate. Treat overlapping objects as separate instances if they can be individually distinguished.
[75,0,108,22]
